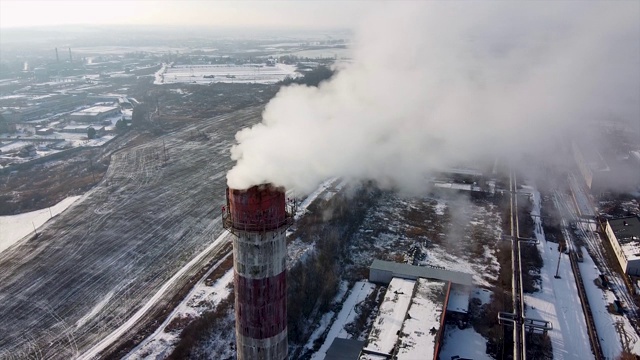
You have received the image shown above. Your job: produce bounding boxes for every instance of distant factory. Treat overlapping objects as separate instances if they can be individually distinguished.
[68,105,120,123]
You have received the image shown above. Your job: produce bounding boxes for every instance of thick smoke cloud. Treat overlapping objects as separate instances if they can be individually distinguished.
[228,2,640,195]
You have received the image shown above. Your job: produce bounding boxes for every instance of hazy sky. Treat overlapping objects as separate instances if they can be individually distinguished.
[0,0,367,29]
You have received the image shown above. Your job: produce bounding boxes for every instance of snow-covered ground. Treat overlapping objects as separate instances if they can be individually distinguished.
[347,193,502,288]
[439,287,494,360]
[79,232,232,359]
[126,178,348,359]
[521,186,594,359]
[554,176,640,356]
[155,63,299,85]
[0,195,81,254]
[309,281,376,360]
[302,281,351,353]
[439,327,494,360]
[126,257,234,360]
[579,253,640,357]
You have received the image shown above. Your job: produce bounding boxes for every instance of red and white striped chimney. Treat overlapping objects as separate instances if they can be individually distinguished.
[223,184,291,360]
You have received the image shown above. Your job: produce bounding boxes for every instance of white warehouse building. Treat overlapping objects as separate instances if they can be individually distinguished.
[69,105,120,122]
[605,216,640,276]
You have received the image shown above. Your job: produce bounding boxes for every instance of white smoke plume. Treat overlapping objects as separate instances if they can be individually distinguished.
[228,2,639,195]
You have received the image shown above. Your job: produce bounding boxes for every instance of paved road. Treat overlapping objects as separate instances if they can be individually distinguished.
[0,107,263,359]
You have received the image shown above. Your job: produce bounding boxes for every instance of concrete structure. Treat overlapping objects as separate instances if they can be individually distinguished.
[369,259,474,286]
[61,125,104,134]
[325,338,365,360]
[361,277,449,360]
[69,105,119,122]
[35,128,54,135]
[605,216,640,276]
[18,144,36,157]
[223,184,293,360]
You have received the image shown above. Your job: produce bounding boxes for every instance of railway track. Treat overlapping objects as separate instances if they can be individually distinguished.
[509,171,526,360]
[552,190,604,359]
[556,176,640,357]
[554,199,605,359]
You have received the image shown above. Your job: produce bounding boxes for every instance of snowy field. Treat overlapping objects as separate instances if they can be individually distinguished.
[521,186,594,359]
[155,63,299,85]
[0,107,266,358]
[0,196,81,254]
[125,257,234,360]
[439,327,494,360]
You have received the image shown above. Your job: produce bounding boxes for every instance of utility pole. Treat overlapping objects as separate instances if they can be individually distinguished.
[163,140,168,161]
[554,246,562,279]
[89,158,96,183]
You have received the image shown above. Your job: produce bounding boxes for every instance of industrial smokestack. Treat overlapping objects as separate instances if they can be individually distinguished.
[223,184,291,360]
[55,48,59,63]
[68,48,72,62]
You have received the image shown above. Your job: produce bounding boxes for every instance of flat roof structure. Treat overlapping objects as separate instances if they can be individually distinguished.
[446,285,470,315]
[396,278,447,360]
[70,105,118,117]
[609,216,640,261]
[369,259,473,286]
[362,278,416,357]
[325,338,365,360]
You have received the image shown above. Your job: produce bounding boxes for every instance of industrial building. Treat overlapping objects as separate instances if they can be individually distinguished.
[323,260,474,360]
[0,94,86,123]
[69,105,120,123]
[223,184,293,360]
[60,124,104,134]
[369,259,474,286]
[605,216,640,276]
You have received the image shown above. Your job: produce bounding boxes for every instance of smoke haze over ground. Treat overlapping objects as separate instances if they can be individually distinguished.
[227,2,640,195]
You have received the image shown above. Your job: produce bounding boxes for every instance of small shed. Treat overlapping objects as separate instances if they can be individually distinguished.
[325,338,365,360]
[369,259,473,286]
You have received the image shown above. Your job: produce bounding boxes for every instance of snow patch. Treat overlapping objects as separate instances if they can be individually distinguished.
[0,195,81,254]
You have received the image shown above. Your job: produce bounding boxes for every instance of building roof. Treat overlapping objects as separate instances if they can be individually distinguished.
[371,259,474,286]
[446,285,470,314]
[71,105,118,117]
[609,216,640,241]
[325,338,365,360]
[63,125,92,130]
[396,278,446,360]
[609,216,640,261]
[364,278,416,356]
